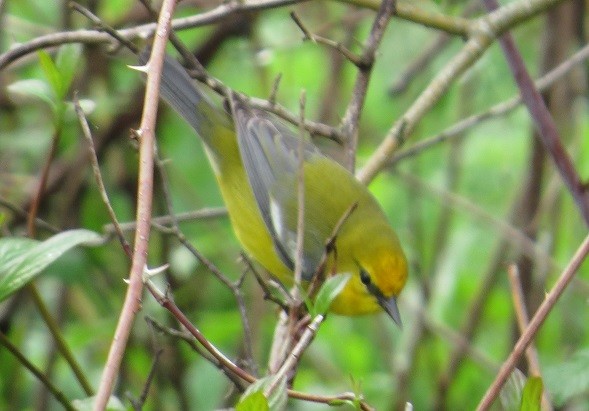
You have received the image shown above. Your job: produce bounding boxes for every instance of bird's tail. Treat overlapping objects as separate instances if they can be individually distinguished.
[138,50,225,137]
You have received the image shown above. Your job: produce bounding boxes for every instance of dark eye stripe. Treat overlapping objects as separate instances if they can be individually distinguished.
[360,269,371,285]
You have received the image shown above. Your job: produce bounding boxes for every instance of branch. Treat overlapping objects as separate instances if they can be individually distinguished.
[335,0,470,36]
[389,39,589,164]
[0,0,310,70]
[357,0,568,184]
[340,0,396,170]
[482,0,589,226]
[507,265,552,411]
[93,0,176,408]
[0,331,75,411]
[477,232,589,410]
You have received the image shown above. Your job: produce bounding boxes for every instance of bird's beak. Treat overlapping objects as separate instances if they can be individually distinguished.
[378,295,402,328]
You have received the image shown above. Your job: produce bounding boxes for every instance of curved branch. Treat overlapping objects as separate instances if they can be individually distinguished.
[357,0,567,184]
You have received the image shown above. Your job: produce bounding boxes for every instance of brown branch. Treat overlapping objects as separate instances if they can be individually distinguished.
[389,0,481,94]
[482,0,589,226]
[128,349,163,410]
[150,138,258,375]
[358,0,568,184]
[335,0,470,36]
[507,264,552,411]
[26,129,59,237]
[0,331,76,411]
[145,279,373,409]
[477,232,589,410]
[0,0,311,70]
[74,92,132,258]
[340,0,396,171]
[69,2,138,53]
[290,12,364,67]
[93,0,177,408]
[146,316,248,391]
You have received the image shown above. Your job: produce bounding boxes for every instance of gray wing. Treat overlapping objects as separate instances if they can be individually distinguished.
[229,93,324,278]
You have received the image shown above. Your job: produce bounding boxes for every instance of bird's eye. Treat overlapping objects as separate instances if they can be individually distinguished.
[360,269,371,285]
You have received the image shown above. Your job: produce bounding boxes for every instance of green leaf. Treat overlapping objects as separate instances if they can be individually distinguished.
[237,376,287,411]
[38,50,61,100]
[55,43,82,98]
[519,376,543,411]
[7,79,55,108]
[0,229,103,301]
[499,368,526,411]
[267,376,287,410]
[236,390,269,411]
[312,273,351,315]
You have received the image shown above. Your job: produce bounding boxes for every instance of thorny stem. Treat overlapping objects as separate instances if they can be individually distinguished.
[93,0,177,409]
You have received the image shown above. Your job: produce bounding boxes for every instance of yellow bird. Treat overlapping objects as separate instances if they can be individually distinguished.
[155,55,408,325]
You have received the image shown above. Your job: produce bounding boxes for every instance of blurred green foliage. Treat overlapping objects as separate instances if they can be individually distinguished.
[1,0,589,410]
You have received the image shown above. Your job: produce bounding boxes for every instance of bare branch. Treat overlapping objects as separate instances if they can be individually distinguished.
[478,232,589,410]
[93,0,177,408]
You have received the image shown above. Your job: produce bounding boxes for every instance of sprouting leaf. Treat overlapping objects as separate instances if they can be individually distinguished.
[0,229,103,301]
[499,368,526,411]
[237,376,286,411]
[236,390,269,411]
[312,273,350,315]
[519,376,543,411]
[267,376,287,410]
[55,43,82,97]
[38,50,61,100]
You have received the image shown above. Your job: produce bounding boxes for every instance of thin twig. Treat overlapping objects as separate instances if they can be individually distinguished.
[74,92,132,258]
[146,316,247,391]
[0,331,76,411]
[0,197,59,233]
[394,171,559,272]
[294,90,307,292]
[358,0,568,184]
[265,314,324,397]
[128,349,163,410]
[103,207,227,234]
[69,2,138,53]
[306,202,359,298]
[340,0,396,170]
[27,130,59,237]
[482,0,589,226]
[477,232,589,410]
[266,89,309,390]
[389,0,481,94]
[290,12,363,67]
[145,279,254,382]
[507,264,552,411]
[389,33,589,163]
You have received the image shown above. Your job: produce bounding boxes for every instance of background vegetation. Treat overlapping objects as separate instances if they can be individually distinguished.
[1,0,589,409]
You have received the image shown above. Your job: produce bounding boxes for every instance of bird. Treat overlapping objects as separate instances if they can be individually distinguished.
[151,53,408,326]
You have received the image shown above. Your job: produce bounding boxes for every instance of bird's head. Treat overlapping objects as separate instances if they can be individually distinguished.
[328,231,408,327]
